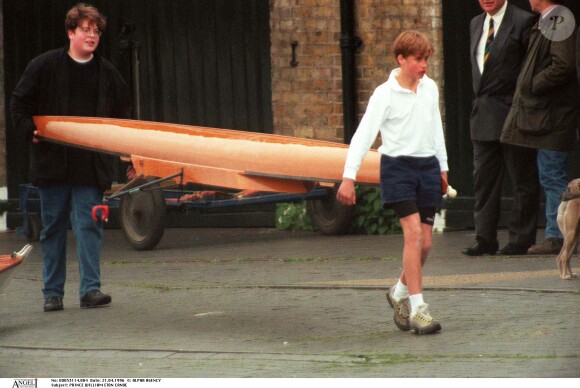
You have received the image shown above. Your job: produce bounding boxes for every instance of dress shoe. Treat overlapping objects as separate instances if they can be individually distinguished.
[44,296,63,312]
[462,240,498,256]
[80,290,111,308]
[527,238,563,255]
[498,242,529,256]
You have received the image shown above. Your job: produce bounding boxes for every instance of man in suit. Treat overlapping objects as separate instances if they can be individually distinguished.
[462,0,540,256]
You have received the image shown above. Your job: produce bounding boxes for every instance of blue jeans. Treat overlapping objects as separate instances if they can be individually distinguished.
[39,185,104,299]
[537,150,568,240]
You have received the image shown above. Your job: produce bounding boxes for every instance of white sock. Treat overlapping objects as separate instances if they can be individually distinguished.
[409,293,425,316]
[393,279,409,301]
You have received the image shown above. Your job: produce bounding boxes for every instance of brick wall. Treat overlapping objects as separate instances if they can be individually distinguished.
[270,0,444,142]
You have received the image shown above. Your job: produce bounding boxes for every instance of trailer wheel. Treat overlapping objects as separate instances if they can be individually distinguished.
[120,177,166,250]
[306,184,354,235]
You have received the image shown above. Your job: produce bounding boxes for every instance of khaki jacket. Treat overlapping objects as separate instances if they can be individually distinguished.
[501,26,579,151]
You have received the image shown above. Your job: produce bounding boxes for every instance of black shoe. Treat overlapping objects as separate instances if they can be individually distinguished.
[462,240,499,256]
[44,296,63,312]
[498,242,529,256]
[80,290,111,308]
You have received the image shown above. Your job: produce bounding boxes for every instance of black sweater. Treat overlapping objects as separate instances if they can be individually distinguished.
[10,47,131,190]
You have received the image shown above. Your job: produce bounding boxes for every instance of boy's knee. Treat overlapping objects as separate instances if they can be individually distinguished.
[405,226,424,246]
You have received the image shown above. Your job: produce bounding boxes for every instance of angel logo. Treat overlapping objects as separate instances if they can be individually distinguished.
[538,5,575,42]
[12,380,37,388]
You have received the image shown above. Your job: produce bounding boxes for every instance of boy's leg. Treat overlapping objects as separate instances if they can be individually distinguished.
[399,213,424,295]
[387,202,424,331]
[420,222,433,262]
[398,208,441,334]
[398,208,433,290]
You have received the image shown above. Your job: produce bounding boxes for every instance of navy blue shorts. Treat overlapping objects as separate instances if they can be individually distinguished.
[380,155,442,209]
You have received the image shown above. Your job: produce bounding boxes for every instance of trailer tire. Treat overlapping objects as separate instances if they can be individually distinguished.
[306,184,354,235]
[120,177,166,250]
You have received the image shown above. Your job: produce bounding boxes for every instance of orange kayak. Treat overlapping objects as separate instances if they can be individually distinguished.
[33,116,381,193]
[0,244,33,293]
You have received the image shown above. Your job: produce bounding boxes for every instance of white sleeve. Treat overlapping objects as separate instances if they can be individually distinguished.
[342,90,386,180]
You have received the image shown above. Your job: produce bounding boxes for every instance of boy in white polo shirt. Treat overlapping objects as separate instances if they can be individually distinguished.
[337,30,448,335]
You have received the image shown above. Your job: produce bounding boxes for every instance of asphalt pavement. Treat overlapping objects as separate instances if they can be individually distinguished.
[0,227,579,378]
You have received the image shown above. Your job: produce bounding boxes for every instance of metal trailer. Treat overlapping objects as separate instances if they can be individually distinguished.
[19,176,354,251]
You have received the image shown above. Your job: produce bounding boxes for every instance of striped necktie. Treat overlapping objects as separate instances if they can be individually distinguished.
[483,17,494,65]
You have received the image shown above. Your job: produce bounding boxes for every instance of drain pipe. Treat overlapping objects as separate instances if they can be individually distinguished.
[131,40,142,120]
[339,0,361,144]
[119,24,141,119]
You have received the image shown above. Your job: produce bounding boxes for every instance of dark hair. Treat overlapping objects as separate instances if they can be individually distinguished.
[548,0,566,4]
[392,30,434,61]
[65,3,106,33]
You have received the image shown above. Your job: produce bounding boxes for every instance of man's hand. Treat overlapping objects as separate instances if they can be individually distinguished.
[336,178,356,206]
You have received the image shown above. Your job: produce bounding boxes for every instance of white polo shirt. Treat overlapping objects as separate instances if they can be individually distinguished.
[342,68,448,181]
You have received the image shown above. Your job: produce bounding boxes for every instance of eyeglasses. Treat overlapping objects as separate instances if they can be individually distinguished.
[78,26,101,37]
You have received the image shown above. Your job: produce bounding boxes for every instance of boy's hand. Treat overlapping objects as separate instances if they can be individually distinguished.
[336,178,356,206]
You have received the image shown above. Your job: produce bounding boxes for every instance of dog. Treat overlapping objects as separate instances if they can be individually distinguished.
[556,178,580,280]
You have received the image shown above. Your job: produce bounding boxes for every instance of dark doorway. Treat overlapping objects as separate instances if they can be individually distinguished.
[3,0,273,228]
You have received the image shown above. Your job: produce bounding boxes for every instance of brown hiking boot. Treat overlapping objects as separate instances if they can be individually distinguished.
[386,286,411,331]
[527,238,563,255]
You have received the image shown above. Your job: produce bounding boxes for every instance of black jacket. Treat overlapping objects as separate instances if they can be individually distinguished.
[10,47,131,190]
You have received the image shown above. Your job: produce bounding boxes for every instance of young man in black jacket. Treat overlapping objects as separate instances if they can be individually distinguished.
[10,3,131,312]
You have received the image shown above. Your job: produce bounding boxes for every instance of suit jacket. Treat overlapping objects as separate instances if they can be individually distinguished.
[501,25,579,151]
[469,3,535,141]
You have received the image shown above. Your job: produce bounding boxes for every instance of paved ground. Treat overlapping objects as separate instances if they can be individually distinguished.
[0,227,579,377]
